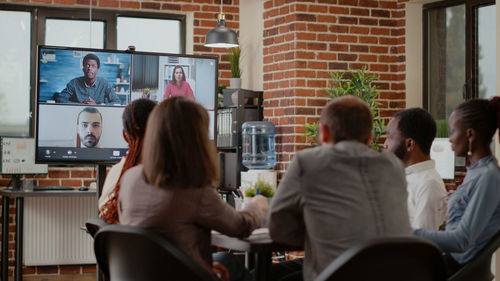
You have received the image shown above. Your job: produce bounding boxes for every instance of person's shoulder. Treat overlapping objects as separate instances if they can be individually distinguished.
[121,165,144,188]
[292,145,328,164]
[481,160,500,184]
[95,77,109,84]
[68,77,83,84]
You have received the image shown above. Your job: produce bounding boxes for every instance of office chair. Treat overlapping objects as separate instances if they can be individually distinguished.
[448,229,500,281]
[94,224,216,281]
[85,217,109,238]
[85,217,110,281]
[314,236,446,281]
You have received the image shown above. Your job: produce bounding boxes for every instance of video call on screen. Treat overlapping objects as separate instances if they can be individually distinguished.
[36,47,217,164]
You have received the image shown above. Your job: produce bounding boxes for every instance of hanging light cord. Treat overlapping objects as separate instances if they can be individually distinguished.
[89,0,93,48]
[220,0,223,14]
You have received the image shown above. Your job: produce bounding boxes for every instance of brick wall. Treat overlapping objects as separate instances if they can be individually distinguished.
[0,0,239,278]
[262,0,407,178]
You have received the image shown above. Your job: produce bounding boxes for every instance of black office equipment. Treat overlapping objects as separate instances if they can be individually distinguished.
[35,45,218,165]
[217,89,263,190]
[94,224,216,281]
[314,237,446,281]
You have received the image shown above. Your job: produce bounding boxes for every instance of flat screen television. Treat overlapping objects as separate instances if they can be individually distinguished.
[35,45,218,164]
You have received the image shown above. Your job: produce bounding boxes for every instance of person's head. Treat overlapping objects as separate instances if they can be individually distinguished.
[319,95,373,145]
[384,108,436,164]
[122,98,157,144]
[170,65,186,84]
[98,98,156,224]
[142,96,217,188]
[448,98,500,157]
[82,53,100,80]
[77,107,102,148]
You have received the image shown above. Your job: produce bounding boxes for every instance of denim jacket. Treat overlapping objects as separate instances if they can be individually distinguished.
[414,156,500,264]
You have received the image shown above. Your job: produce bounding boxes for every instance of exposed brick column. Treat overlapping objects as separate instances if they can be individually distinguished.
[262,0,407,179]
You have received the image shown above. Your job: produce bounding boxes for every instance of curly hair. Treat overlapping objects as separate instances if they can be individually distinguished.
[99,98,156,224]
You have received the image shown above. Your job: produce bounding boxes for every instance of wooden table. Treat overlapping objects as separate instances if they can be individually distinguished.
[0,189,97,281]
[211,228,300,281]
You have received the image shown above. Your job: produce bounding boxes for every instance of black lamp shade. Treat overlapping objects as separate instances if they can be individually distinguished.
[204,19,239,48]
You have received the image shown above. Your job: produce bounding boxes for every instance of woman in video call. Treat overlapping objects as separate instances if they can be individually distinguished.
[98,98,156,224]
[163,65,195,101]
[414,98,500,276]
[118,97,268,281]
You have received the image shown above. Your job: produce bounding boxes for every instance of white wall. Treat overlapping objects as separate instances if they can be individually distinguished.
[185,12,194,55]
[239,0,263,91]
[405,1,426,108]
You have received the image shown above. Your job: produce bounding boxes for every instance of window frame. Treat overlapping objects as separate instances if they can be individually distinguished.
[422,0,495,111]
[0,3,186,137]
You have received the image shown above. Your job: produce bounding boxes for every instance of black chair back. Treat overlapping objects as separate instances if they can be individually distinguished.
[94,224,216,281]
[85,217,109,238]
[315,236,446,281]
[448,229,500,281]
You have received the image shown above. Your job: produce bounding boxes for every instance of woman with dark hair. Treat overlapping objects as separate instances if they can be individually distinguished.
[98,98,156,224]
[118,96,268,281]
[163,65,194,100]
[414,98,500,276]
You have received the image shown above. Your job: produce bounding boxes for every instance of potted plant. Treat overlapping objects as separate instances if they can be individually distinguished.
[244,179,275,206]
[305,67,386,148]
[227,47,241,89]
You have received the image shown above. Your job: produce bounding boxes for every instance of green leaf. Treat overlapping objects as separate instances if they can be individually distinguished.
[304,66,385,149]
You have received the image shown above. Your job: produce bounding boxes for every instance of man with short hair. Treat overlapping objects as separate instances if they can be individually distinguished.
[77,107,102,148]
[268,96,411,281]
[384,108,447,230]
[57,53,121,105]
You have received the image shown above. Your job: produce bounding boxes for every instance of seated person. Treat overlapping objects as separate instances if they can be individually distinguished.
[163,65,194,100]
[118,96,268,281]
[77,107,102,148]
[414,98,500,276]
[56,53,121,105]
[268,96,411,281]
[384,108,447,230]
[99,98,156,223]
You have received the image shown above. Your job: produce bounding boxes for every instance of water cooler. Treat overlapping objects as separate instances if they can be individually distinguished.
[240,121,277,195]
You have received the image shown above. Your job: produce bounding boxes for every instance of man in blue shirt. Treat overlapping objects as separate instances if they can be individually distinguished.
[57,53,121,105]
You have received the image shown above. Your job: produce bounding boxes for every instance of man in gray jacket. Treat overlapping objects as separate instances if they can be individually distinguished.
[268,96,411,281]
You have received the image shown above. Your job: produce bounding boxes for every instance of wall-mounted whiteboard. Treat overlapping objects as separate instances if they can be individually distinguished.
[1,137,48,174]
[430,138,455,180]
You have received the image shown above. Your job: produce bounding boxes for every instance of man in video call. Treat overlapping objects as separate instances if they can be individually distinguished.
[77,107,102,148]
[57,53,121,105]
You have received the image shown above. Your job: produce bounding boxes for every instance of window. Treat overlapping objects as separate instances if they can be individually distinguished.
[117,16,181,53]
[0,10,31,136]
[45,19,105,48]
[0,4,185,136]
[423,0,496,124]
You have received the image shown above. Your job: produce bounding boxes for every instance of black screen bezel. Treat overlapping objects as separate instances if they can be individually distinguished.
[35,45,219,165]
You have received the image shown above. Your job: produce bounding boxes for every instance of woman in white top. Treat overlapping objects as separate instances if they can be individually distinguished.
[98,98,156,224]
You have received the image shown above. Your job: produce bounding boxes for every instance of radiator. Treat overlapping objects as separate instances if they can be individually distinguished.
[23,197,97,265]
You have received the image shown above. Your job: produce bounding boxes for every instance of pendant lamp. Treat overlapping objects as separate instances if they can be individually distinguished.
[204,0,239,48]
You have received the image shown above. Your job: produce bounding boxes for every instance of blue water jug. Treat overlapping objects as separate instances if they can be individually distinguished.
[242,121,276,170]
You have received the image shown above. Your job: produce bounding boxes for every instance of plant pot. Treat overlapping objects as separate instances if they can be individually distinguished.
[241,197,272,209]
[229,77,241,89]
